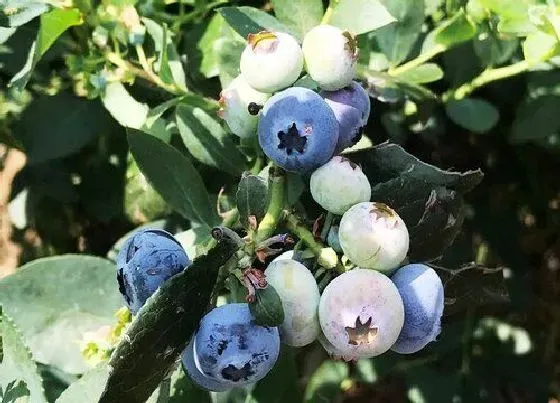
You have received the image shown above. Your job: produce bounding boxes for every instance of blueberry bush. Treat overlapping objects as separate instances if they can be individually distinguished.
[0,0,559,402]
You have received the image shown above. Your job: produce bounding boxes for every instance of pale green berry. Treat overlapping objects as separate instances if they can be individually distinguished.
[310,156,371,215]
[302,25,358,91]
[218,75,271,138]
[339,202,409,271]
[240,31,304,93]
[319,268,404,359]
[264,259,320,347]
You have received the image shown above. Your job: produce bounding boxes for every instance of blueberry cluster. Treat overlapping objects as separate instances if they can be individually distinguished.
[218,25,368,172]
[115,24,446,394]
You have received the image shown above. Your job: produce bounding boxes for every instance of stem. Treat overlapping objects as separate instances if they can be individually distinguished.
[135,45,183,94]
[255,167,285,243]
[388,44,446,76]
[321,0,340,24]
[106,50,183,95]
[171,0,227,30]
[443,60,531,101]
[284,211,344,274]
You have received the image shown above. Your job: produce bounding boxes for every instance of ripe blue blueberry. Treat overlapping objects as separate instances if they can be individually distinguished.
[322,98,362,152]
[116,229,191,314]
[258,87,339,172]
[240,31,304,93]
[320,81,371,151]
[302,25,358,91]
[321,81,370,126]
[181,339,231,392]
[310,156,371,215]
[319,269,404,359]
[187,303,280,389]
[390,264,444,354]
[264,259,320,346]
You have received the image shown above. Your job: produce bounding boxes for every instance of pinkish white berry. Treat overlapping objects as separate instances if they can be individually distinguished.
[338,202,409,271]
[319,268,404,359]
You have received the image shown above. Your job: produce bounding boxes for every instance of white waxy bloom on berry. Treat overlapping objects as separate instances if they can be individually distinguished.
[217,75,271,138]
[240,31,304,93]
[338,202,409,271]
[302,25,358,91]
[310,156,371,215]
[319,269,404,359]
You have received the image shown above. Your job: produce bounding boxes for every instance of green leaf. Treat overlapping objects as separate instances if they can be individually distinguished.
[175,104,247,176]
[253,347,302,403]
[13,92,112,164]
[271,0,323,39]
[197,13,223,78]
[445,97,500,133]
[473,25,518,67]
[523,30,559,63]
[37,8,81,53]
[142,18,186,91]
[0,255,122,374]
[128,129,220,229]
[330,0,395,36]
[394,62,443,83]
[175,226,213,260]
[433,10,477,47]
[218,6,294,39]
[352,142,484,261]
[511,95,560,143]
[1,380,30,403]
[375,0,424,65]
[0,26,17,44]
[216,21,246,87]
[55,364,109,403]
[236,172,269,227]
[0,1,49,27]
[249,285,285,327]
[9,8,82,90]
[0,309,46,403]
[124,154,171,224]
[479,0,533,35]
[168,366,211,403]
[361,69,439,104]
[102,82,149,129]
[433,264,508,317]
[98,228,244,403]
[304,361,349,403]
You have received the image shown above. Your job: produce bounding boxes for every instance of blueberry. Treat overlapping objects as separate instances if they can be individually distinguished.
[320,81,371,126]
[390,264,444,354]
[322,99,363,152]
[240,31,304,93]
[264,259,320,347]
[116,229,191,314]
[327,225,342,253]
[258,87,339,172]
[188,303,280,388]
[338,202,409,272]
[218,75,271,138]
[320,81,371,151]
[319,269,404,360]
[310,156,371,215]
[302,25,358,91]
[181,338,231,392]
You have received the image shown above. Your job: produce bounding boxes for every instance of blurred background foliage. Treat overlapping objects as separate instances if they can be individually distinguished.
[0,0,559,401]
